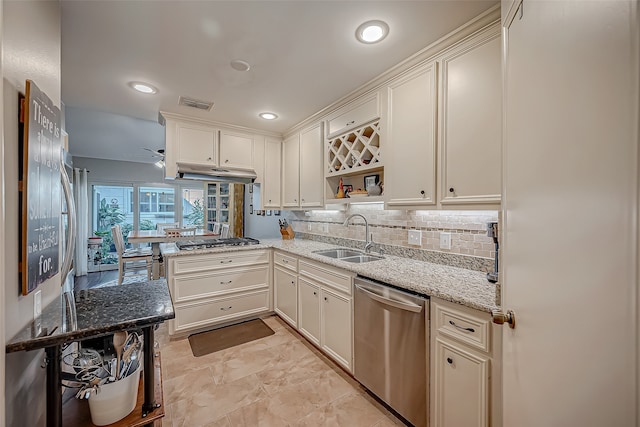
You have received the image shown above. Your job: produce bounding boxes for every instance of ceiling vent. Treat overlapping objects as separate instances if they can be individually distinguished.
[178,96,214,111]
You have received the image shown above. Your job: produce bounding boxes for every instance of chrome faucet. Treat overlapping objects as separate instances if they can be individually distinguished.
[343,213,373,253]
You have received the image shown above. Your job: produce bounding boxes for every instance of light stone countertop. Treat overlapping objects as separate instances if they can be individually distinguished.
[161,238,499,313]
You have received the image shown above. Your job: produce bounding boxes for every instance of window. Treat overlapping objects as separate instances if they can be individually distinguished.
[139,187,175,229]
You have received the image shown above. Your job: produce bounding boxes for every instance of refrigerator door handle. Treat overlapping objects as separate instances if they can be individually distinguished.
[60,155,76,283]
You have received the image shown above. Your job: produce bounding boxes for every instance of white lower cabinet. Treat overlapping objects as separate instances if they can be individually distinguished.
[431,297,501,427]
[166,250,271,336]
[298,277,321,345]
[319,287,352,370]
[274,266,298,328]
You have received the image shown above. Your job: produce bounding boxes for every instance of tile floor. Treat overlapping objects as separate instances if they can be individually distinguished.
[157,315,407,427]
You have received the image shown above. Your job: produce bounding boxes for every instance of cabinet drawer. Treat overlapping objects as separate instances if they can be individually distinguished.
[274,251,298,272]
[327,95,379,138]
[171,250,269,275]
[434,300,491,353]
[173,266,269,302]
[299,259,353,295]
[173,290,270,333]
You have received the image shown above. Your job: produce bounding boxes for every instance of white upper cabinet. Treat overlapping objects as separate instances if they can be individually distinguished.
[282,134,300,208]
[219,130,254,170]
[385,62,438,207]
[176,120,217,166]
[438,27,501,206]
[263,137,282,208]
[326,93,379,138]
[299,123,324,208]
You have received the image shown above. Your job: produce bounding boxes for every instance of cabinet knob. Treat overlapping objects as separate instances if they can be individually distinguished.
[268,199,272,203]
[313,291,317,296]
[324,297,328,301]
[220,306,233,311]
[347,120,355,126]
[207,157,212,161]
[294,199,297,202]
[449,187,455,193]
[447,357,453,365]
[291,281,295,285]
[224,159,229,163]
[420,190,425,195]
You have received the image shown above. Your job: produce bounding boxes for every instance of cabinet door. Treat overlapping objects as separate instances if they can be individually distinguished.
[385,62,437,207]
[263,137,282,208]
[219,130,254,170]
[282,134,300,208]
[439,31,501,206]
[299,123,324,208]
[433,338,490,427]
[274,267,297,327]
[176,121,217,165]
[327,93,379,138]
[321,288,352,371]
[297,277,321,346]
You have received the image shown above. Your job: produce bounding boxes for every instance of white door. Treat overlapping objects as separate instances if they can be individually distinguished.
[299,123,323,208]
[219,130,253,170]
[263,137,282,208]
[501,1,638,426]
[176,121,216,165]
[282,134,300,208]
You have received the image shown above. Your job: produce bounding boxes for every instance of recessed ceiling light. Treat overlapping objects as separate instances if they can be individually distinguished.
[356,20,389,44]
[259,112,278,120]
[128,81,158,94]
[230,59,251,72]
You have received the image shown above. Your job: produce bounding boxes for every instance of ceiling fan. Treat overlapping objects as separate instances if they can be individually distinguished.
[142,148,165,168]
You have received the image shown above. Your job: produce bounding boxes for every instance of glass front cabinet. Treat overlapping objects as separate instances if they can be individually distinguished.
[205,182,234,233]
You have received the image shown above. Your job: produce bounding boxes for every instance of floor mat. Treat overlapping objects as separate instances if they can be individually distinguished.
[188,319,275,357]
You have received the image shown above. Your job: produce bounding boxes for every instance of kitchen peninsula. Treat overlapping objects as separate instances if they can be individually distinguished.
[5,280,175,427]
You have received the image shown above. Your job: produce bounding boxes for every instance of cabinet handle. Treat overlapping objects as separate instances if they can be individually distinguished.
[282,259,288,264]
[220,280,233,285]
[447,357,453,365]
[220,260,233,264]
[449,320,475,333]
[449,187,455,193]
[220,306,233,311]
[347,120,355,126]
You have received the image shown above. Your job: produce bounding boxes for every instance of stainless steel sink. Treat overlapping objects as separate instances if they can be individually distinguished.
[340,254,385,263]
[313,248,385,263]
[313,249,364,259]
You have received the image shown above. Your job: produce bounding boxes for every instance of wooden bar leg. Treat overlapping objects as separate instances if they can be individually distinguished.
[141,325,159,417]
[45,345,62,427]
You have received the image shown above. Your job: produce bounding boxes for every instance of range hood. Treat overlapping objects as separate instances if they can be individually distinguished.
[176,162,257,184]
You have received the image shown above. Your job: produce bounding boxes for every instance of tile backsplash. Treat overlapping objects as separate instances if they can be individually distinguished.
[284,204,498,272]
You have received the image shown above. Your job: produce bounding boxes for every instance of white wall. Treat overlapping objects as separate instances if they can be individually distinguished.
[244,184,281,239]
[73,156,165,184]
[3,2,61,425]
[0,0,5,422]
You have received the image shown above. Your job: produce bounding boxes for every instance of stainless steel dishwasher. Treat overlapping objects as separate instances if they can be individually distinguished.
[354,276,428,427]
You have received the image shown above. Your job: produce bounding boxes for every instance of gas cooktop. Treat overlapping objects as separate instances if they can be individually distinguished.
[176,237,260,251]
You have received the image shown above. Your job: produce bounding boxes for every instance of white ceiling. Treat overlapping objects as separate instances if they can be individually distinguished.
[61,0,497,164]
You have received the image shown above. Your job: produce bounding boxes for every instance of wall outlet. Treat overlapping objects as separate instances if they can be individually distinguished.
[440,232,452,250]
[34,290,42,318]
[408,229,422,245]
[322,223,329,233]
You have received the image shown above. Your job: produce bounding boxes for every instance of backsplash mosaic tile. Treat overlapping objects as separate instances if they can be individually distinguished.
[284,204,498,273]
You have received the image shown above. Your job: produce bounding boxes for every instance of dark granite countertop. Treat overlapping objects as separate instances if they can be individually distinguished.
[6,279,175,353]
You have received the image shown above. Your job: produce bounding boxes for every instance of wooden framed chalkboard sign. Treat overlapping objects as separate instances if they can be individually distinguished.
[19,80,62,295]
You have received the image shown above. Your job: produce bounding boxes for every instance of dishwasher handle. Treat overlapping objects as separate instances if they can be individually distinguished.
[355,284,423,313]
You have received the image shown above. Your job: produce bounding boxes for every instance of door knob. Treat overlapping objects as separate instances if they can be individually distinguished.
[492,309,516,329]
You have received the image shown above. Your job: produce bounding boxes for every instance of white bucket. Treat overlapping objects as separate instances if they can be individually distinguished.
[88,362,141,426]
